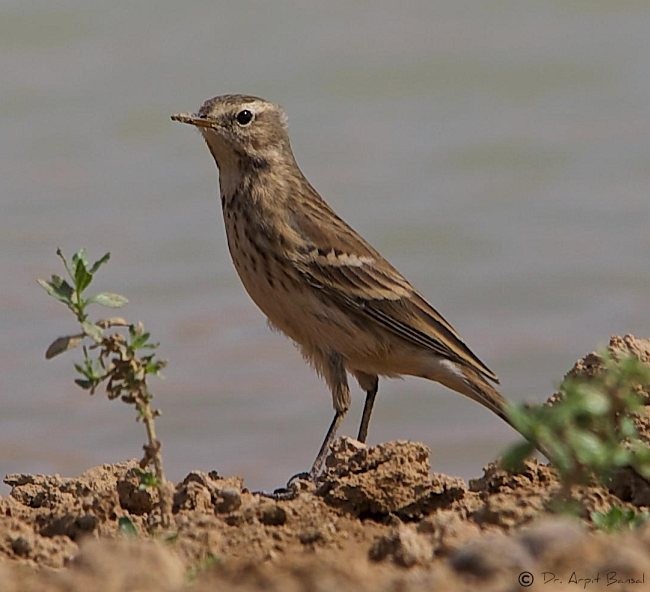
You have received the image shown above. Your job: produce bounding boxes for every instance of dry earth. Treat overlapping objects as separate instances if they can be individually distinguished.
[1,335,649,591]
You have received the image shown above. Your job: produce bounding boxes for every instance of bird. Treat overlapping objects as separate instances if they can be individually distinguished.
[172,94,511,482]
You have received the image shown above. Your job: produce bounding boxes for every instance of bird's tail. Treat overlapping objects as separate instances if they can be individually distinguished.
[453,366,551,460]
[447,366,511,426]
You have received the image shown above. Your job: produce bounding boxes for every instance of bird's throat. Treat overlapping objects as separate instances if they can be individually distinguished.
[201,131,244,200]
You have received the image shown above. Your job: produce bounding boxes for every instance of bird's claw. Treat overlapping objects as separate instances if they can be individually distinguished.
[253,471,315,500]
[286,471,311,487]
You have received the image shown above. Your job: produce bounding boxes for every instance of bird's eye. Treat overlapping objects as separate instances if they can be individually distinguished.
[235,109,254,126]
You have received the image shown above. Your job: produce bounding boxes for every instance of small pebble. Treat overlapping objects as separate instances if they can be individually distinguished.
[369,526,432,567]
[259,504,287,526]
[215,488,242,513]
[76,514,98,532]
[12,536,31,557]
[299,528,323,544]
[450,534,533,577]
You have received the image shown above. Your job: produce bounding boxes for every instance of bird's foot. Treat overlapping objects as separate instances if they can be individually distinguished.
[287,470,311,487]
[253,471,315,501]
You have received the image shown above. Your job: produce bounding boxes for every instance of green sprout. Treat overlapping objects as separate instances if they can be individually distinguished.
[118,516,139,537]
[502,352,650,527]
[39,248,172,528]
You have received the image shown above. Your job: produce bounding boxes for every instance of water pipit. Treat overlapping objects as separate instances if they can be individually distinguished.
[172,95,512,483]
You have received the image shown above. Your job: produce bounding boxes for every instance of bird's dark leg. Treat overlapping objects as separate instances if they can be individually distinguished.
[269,410,347,500]
[306,351,350,478]
[308,408,347,479]
[357,378,379,443]
[266,352,350,500]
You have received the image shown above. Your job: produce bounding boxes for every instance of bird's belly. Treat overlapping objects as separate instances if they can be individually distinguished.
[227,239,306,337]
[236,263,340,342]
[229,248,449,384]
[234,262,454,386]
[228,245,382,356]
[224,223,434,375]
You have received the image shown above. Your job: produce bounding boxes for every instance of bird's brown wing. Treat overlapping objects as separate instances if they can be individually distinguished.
[288,196,499,384]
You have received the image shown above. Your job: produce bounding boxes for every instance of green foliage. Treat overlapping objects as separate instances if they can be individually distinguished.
[38,248,166,400]
[590,507,650,532]
[502,353,650,487]
[135,469,160,491]
[38,249,115,325]
[39,248,172,528]
[118,516,139,537]
[186,553,221,582]
[503,353,650,531]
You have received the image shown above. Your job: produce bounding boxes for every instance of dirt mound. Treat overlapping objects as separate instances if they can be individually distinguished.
[2,335,650,591]
[318,437,467,518]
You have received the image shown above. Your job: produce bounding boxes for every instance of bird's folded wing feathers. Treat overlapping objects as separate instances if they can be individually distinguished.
[288,201,499,383]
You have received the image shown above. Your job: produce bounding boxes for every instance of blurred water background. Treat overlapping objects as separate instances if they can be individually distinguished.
[2,1,650,492]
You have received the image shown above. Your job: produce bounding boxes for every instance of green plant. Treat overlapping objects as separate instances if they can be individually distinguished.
[590,506,650,532]
[118,516,139,537]
[39,248,172,527]
[502,352,650,526]
[186,553,221,582]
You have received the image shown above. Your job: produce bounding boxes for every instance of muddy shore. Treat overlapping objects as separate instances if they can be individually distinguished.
[1,335,649,591]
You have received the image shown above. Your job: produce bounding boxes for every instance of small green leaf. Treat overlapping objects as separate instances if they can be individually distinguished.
[578,388,610,416]
[74,378,94,389]
[610,447,632,468]
[590,510,610,530]
[81,321,103,343]
[630,443,650,479]
[71,248,89,270]
[591,507,643,532]
[619,417,638,439]
[45,334,84,359]
[501,441,535,473]
[130,332,151,350]
[118,516,138,537]
[37,278,57,297]
[89,252,111,274]
[136,470,159,490]
[52,275,75,299]
[73,362,87,376]
[633,462,650,481]
[91,292,128,308]
[506,403,535,436]
[74,258,92,293]
[38,276,74,304]
[567,430,605,465]
[145,360,165,375]
[544,438,574,476]
[74,357,102,382]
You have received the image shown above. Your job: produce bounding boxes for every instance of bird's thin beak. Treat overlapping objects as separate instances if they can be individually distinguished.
[170,112,216,129]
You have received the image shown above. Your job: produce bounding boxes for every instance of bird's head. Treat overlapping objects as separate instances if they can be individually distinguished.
[172,94,292,173]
